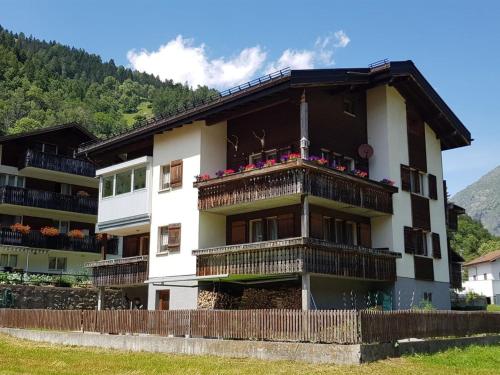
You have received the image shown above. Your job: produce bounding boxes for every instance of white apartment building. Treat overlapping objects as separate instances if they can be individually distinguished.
[80,61,471,310]
[463,250,500,305]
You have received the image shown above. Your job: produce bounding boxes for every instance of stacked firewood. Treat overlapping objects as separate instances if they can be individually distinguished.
[197,287,301,310]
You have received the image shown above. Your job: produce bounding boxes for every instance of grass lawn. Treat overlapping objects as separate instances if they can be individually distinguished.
[123,101,154,126]
[487,304,500,312]
[0,334,498,375]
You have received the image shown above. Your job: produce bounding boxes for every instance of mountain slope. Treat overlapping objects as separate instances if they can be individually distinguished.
[452,166,500,236]
[0,25,215,138]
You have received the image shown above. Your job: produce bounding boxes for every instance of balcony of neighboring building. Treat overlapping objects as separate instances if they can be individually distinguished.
[96,156,152,236]
[0,185,97,222]
[19,149,97,188]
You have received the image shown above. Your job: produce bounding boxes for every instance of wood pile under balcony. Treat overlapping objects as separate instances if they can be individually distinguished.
[194,159,396,215]
[193,237,400,282]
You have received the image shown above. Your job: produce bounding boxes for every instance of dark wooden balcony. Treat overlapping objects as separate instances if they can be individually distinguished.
[449,262,462,289]
[0,186,97,215]
[193,237,400,282]
[86,256,148,287]
[194,159,396,216]
[22,149,96,177]
[0,228,117,254]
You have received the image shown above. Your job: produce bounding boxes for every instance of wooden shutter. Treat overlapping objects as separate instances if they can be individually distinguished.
[278,213,294,239]
[230,220,246,244]
[414,256,434,281]
[359,223,371,248]
[411,194,431,231]
[167,223,181,250]
[428,174,438,200]
[310,212,323,239]
[401,165,411,192]
[432,232,441,259]
[404,226,415,254]
[407,105,427,172]
[170,159,183,188]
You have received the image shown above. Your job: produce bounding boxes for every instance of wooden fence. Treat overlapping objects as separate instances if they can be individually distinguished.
[0,309,499,344]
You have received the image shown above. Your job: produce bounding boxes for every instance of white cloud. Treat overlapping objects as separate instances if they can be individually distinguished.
[127,31,350,89]
[127,35,266,89]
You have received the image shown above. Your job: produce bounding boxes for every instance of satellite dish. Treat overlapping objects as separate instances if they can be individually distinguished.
[358,144,374,159]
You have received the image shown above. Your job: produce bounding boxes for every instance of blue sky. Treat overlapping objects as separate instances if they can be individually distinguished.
[1,0,499,195]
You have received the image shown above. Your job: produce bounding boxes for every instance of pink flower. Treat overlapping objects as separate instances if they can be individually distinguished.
[265,159,276,167]
[244,164,256,171]
[223,169,235,176]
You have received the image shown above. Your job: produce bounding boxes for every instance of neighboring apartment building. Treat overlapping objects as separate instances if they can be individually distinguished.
[463,250,500,305]
[0,123,115,275]
[80,60,472,310]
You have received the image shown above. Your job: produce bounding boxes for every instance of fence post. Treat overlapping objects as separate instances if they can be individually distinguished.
[357,310,362,344]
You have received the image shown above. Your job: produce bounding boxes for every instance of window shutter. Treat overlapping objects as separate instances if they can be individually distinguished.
[404,226,415,254]
[310,212,323,239]
[170,160,183,188]
[401,165,411,192]
[278,213,295,239]
[428,174,438,200]
[359,223,371,248]
[432,232,441,259]
[167,223,181,250]
[230,221,246,244]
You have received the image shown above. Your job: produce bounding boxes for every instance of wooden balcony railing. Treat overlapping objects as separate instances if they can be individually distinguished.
[22,149,96,177]
[195,159,396,215]
[193,237,400,282]
[0,186,97,215]
[85,256,148,287]
[0,228,117,255]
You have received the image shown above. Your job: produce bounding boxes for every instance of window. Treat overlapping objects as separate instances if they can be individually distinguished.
[58,221,69,234]
[266,217,278,240]
[0,174,24,188]
[345,222,356,245]
[249,153,263,165]
[343,98,355,116]
[323,217,336,242]
[414,231,428,256]
[484,273,488,280]
[0,254,17,268]
[48,257,67,272]
[250,219,264,242]
[115,170,132,195]
[34,142,58,155]
[160,165,171,190]
[158,224,181,253]
[133,167,147,190]
[102,176,114,197]
[423,292,432,302]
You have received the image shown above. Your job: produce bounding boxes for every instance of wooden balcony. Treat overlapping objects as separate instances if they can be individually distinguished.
[86,256,148,287]
[0,228,118,255]
[193,237,400,282]
[22,149,96,177]
[0,186,97,215]
[194,159,396,216]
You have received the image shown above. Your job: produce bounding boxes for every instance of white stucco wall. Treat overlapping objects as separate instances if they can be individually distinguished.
[367,85,413,278]
[425,123,449,282]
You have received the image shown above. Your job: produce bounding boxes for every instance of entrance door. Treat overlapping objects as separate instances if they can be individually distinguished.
[158,290,170,310]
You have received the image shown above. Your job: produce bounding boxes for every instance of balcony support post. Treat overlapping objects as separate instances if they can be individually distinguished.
[97,286,105,310]
[301,273,311,310]
[100,233,108,260]
[300,90,310,159]
[301,195,310,238]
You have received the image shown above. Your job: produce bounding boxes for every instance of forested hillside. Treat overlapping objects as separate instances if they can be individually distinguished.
[0,25,215,138]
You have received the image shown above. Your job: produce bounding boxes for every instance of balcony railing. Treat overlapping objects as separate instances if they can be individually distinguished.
[85,256,148,287]
[195,159,396,215]
[0,228,117,255]
[22,149,96,177]
[193,237,400,282]
[0,186,97,215]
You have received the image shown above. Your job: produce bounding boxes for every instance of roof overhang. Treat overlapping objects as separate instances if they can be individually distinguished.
[78,61,471,157]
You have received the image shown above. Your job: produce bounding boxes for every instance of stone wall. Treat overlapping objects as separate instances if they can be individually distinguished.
[0,285,128,310]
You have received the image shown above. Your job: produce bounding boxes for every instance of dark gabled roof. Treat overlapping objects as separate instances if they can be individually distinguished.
[0,122,96,143]
[448,202,466,215]
[78,60,472,156]
[464,250,500,266]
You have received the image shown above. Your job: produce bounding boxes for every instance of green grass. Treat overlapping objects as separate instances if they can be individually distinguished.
[487,304,500,312]
[0,334,498,374]
[123,101,154,126]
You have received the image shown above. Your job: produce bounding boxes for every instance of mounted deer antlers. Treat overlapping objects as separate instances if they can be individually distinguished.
[227,135,239,152]
[252,129,266,150]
